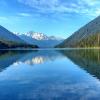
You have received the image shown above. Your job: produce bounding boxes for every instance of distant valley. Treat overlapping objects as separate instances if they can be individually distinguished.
[15,32,64,48]
[1,15,100,49]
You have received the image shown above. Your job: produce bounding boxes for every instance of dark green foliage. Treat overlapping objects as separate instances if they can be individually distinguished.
[76,33,100,47]
[56,33,100,48]
[0,40,38,49]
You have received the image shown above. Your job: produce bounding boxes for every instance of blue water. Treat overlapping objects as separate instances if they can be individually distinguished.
[0,49,100,100]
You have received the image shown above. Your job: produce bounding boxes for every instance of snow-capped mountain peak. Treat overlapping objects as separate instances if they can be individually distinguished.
[14,31,64,48]
[14,31,64,41]
[25,31,49,40]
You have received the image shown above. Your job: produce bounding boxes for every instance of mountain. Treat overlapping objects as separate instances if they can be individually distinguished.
[15,31,64,48]
[56,16,100,48]
[0,25,38,49]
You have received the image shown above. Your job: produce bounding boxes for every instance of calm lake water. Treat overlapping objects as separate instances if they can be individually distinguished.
[0,49,100,100]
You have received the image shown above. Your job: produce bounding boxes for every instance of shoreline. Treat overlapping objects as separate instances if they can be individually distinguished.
[0,47,100,51]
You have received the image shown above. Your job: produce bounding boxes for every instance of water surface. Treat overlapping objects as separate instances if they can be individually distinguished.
[0,49,100,100]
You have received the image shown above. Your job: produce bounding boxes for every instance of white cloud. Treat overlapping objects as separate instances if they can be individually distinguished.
[18,13,32,17]
[82,0,99,6]
[95,8,100,16]
[18,0,100,18]
[18,0,59,8]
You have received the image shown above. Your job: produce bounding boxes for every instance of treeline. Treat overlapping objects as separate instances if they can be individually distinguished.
[0,40,38,49]
[75,33,100,47]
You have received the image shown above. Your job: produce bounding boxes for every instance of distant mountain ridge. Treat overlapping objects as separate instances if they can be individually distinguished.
[15,32,64,48]
[56,16,100,48]
[15,31,63,40]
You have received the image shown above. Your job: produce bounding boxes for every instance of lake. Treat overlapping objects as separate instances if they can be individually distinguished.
[0,49,100,100]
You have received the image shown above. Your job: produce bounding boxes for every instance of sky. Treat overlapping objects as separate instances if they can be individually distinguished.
[0,0,100,38]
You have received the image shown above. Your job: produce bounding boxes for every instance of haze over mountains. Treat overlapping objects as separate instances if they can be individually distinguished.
[56,16,100,48]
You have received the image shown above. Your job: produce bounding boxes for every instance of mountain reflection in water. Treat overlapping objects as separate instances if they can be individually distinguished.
[0,49,100,100]
[0,50,63,72]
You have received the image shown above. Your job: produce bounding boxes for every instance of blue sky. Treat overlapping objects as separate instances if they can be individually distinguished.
[0,0,100,38]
